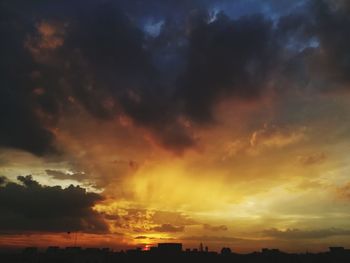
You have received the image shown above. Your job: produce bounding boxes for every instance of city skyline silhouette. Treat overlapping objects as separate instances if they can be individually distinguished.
[2,243,350,263]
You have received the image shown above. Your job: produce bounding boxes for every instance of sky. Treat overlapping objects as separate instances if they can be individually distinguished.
[1,0,350,253]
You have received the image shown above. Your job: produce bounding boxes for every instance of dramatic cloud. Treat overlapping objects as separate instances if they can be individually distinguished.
[182,235,246,243]
[308,0,350,91]
[3,0,350,252]
[222,123,307,159]
[2,0,350,156]
[263,228,350,239]
[100,208,197,233]
[0,2,61,156]
[203,224,228,232]
[26,21,65,62]
[178,12,279,122]
[45,169,88,182]
[0,175,108,233]
[151,211,197,226]
[152,224,185,233]
[273,0,350,92]
[250,124,306,148]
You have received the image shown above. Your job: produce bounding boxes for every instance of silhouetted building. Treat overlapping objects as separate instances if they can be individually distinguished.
[262,248,281,255]
[126,247,142,255]
[329,246,345,253]
[65,246,82,255]
[149,246,158,252]
[46,246,60,254]
[85,247,101,253]
[22,247,38,255]
[200,242,204,252]
[101,248,110,253]
[221,247,232,255]
[157,243,182,254]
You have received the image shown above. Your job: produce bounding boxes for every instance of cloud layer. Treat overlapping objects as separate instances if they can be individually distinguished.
[1,0,350,156]
[0,176,107,233]
[2,0,350,252]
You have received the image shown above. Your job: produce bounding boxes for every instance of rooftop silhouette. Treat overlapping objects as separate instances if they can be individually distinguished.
[1,243,350,263]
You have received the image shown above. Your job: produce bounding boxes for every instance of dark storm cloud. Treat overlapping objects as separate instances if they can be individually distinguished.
[0,175,108,234]
[0,1,57,155]
[115,0,208,20]
[2,0,350,155]
[308,0,350,90]
[273,0,350,92]
[263,228,350,239]
[177,12,279,122]
[58,3,281,145]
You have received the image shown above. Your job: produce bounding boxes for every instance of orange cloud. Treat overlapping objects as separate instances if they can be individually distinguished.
[298,152,327,166]
[25,21,65,62]
[250,124,306,148]
[336,182,350,200]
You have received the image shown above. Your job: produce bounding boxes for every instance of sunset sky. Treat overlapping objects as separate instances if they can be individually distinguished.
[1,0,350,253]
